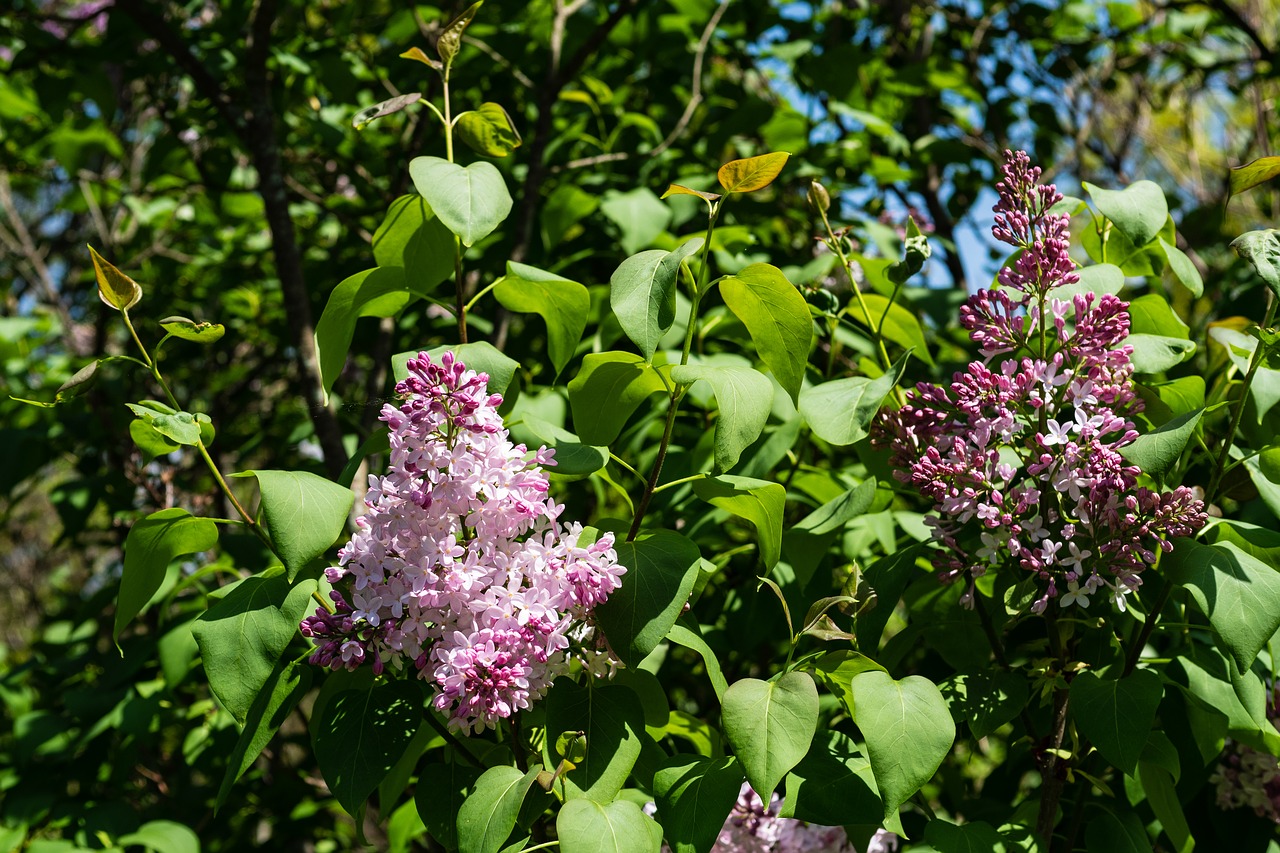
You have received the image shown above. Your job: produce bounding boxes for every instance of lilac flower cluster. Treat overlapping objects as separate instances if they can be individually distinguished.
[648,783,897,853]
[875,151,1205,612]
[1211,682,1280,823]
[300,352,626,732]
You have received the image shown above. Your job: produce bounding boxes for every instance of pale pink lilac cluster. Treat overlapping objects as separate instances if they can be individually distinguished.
[875,151,1205,612]
[648,783,897,853]
[300,352,626,732]
[1211,682,1280,823]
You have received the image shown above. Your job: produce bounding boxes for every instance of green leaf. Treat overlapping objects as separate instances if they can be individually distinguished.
[455,102,521,157]
[160,316,225,344]
[1083,180,1168,247]
[692,475,785,569]
[352,93,423,130]
[392,341,521,400]
[717,152,790,193]
[116,508,218,645]
[1164,538,1280,673]
[234,470,353,581]
[1069,669,1163,775]
[849,670,955,829]
[192,570,316,724]
[799,353,909,445]
[1127,294,1189,339]
[810,650,887,716]
[456,764,540,853]
[416,755,480,850]
[1084,808,1153,853]
[1157,238,1203,298]
[493,262,589,377]
[1212,327,1280,420]
[216,659,312,809]
[88,244,142,311]
[855,545,925,652]
[1117,408,1202,481]
[521,416,607,477]
[652,755,743,853]
[922,819,1011,852]
[372,195,456,281]
[943,669,1029,740]
[542,184,599,249]
[1138,761,1193,853]
[543,682,644,803]
[124,404,204,447]
[780,730,881,825]
[1229,155,1280,200]
[312,680,422,817]
[316,267,410,395]
[719,263,814,402]
[1054,263,1125,302]
[116,821,199,853]
[887,217,930,285]
[1231,229,1280,298]
[556,798,663,853]
[670,364,772,472]
[666,615,729,701]
[600,187,672,254]
[595,529,701,668]
[661,184,721,203]
[721,672,819,799]
[610,239,703,361]
[1121,334,1195,374]
[847,293,933,366]
[437,2,481,68]
[567,352,668,446]
[795,479,877,535]
[409,156,513,246]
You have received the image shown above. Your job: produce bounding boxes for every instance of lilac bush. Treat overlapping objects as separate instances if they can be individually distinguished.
[301,352,626,732]
[875,151,1206,612]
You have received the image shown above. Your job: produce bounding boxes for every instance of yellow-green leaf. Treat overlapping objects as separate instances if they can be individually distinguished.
[400,46,442,71]
[716,152,790,194]
[437,2,481,68]
[661,183,721,203]
[455,102,522,158]
[1229,155,1280,201]
[88,244,142,311]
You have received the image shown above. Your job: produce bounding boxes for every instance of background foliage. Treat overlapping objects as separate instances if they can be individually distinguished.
[2,0,1279,851]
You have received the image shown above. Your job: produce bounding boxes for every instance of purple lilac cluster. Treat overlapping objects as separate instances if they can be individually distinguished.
[1211,683,1280,823]
[875,151,1205,612]
[300,352,626,732]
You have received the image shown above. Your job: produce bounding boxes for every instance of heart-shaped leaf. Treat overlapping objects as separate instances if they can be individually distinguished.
[556,798,663,853]
[611,238,703,360]
[719,263,814,402]
[410,156,513,246]
[234,470,354,580]
[456,102,522,157]
[717,152,790,193]
[1083,180,1168,247]
[116,508,218,645]
[653,755,743,853]
[595,528,701,667]
[849,670,954,831]
[721,672,819,799]
[799,353,909,445]
[669,363,772,471]
[494,262,589,377]
[88,244,142,310]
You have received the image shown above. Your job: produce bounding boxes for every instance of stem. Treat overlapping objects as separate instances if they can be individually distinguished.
[627,204,721,541]
[818,206,889,369]
[509,712,529,771]
[422,710,485,768]
[454,238,468,344]
[972,592,1040,741]
[521,842,561,853]
[122,310,266,545]
[627,398,680,542]
[608,452,643,481]
[1122,581,1171,677]
[443,68,454,164]
[464,279,501,313]
[653,472,710,494]
[1035,687,1072,845]
[1207,292,1277,504]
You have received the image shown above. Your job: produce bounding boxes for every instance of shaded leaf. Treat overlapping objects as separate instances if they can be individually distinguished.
[116,509,218,645]
[595,529,701,668]
[1069,670,1163,775]
[456,102,522,157]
